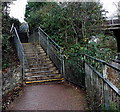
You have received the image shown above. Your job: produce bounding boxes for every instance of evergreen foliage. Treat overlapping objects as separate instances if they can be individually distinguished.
[2,2,20,69]
[25,2,118,61]
[25,2,105,44]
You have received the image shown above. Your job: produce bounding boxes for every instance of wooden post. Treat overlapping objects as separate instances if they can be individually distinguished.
[103,83,109,109]
[102,63,107,79]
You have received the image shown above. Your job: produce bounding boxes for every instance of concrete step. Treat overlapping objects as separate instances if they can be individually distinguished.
[25,74,62,81]
[27,60,53,65]
[30,67,48,70]
[26,57,50,62]
[25,70,59,76]
[25,67,48,72]
[37,50,46,53]
[26,70,51,74]
[27,61,53,67]
[36,46,43,49]
[22,43,62,84]
[26,55,49,60]
[25,66,57,72]
[25,53,38,56]
[26,58,51,61]
[24,51,45,53]
[25,74,61,78]
[25,51,46,54]
[25,78,64,84]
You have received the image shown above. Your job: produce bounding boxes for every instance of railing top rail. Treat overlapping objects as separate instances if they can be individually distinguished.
[84,54,120,72]
[66,53,120,72]
[88,63,120,96]
[34,26,120,72]
[13,27,24,52]
[10,23,14,33]
[38,27,61,50]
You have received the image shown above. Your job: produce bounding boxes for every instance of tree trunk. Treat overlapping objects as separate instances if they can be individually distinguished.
[113,29,120,59]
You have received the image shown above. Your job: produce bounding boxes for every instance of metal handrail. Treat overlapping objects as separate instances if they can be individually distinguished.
[84,54,120,72]
[14,27,24,52]
[66,53,120,72]
[40,27,64,74]
[29,27,65,75]
[10,24,27,80]
[65,53,120,109]
[38,27,61,50]
[37,26,120,77]
[86,61,120,95]
[24,25,120,109]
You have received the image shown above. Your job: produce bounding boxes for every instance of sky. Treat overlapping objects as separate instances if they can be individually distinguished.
[9,0,120,22]
[100,0,119,19]
[9,0,28,22]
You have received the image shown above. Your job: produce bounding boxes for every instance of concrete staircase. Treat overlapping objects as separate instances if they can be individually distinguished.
[22,43,63,84]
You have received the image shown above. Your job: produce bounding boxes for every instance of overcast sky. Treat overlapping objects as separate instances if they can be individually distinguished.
[9,0,28,22]
[9,0,119,22]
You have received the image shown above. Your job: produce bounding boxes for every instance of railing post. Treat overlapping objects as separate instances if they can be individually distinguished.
[13,26,26,85]
[102,63,107,79]
[103,83,109,109]
[47,36,49,55]
[38,28,42,46]
[38,29,41,46]
[83,54,86,63]
[60,48,62,57]
[18,41,20,60]
[102,62,109,109]
[22,55,25,82]
[61,55,65,77]
[83,54,86,74]
[60,48,62,74]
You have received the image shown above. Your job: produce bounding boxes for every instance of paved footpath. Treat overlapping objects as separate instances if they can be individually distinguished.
[8,82,88,110]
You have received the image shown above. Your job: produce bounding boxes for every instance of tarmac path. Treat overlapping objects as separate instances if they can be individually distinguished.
[8,82,88,110]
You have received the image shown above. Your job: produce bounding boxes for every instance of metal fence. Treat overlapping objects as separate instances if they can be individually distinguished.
[64,54,85,88]
[9,24,28,81]
[64,53,120,110]
[2,24,27,97]
[29,27,120,110]
[84,54,120,110]
[12,27,26,79]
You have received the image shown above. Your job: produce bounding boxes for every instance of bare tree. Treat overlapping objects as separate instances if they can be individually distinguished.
[113,1,120,18]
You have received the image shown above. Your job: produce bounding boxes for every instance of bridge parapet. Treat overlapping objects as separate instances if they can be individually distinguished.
[106,19,120,25]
